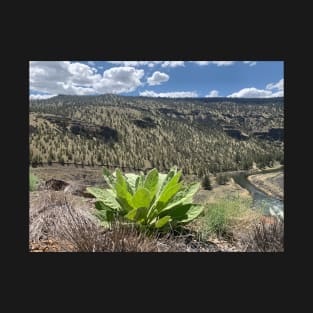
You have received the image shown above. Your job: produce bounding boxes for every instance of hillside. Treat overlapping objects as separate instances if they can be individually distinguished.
[29,95,283,175]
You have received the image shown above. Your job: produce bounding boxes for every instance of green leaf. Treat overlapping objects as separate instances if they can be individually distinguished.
[157,168,178,197]
[125,173,139,193]
[158,183,182,206]
[125,207,148,222]
[163,204,203,224]
[135,176,140,191]
[179,182,200,204]
[114,169,134,211]
[125,208,138,221]
[115,168,127,190]
[157,173,167,191]
[181,205,203,223]
[132,188,151,209]
[161,182,200,213]
[95,200,110,211]
[144,168,159,198]
[103,167,115,188]
[162,170,182,194]
[154,171,182,206]
[94,203,115,222]
[137,171,145,189]
[155,216,171,228]
[115,169,135,195]
[86,187,121,211]
[115,183,134,212]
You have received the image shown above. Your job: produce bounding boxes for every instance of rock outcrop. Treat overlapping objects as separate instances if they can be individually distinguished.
[45,179,69,191]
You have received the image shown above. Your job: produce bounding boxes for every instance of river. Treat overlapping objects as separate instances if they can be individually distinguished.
[233,169,284,218]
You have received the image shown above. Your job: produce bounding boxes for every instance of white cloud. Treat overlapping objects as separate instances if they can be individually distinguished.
[148,62,158,68]
[191,61,235,66]
[266,78,284,91]
[29,61,145,95]
[270,90,284,97]
[108,61,163,68]
[108,61,150,67]
[192,61,210,66]
[139,90,198,98]
[109,61,234,68]
[94,66,144,93]
[205,90,219,97]
[228,88,273,98]
[243,61,257,66]
[29,94,57,100]
[147,71,169,86]
[228,78,284,98]
[161,61,185,68]
[211,61,235,66]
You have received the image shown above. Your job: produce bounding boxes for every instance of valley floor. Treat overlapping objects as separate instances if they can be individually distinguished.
[29,165,283,252]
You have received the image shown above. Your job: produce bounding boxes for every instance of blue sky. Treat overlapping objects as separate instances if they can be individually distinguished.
[29,61,284,99]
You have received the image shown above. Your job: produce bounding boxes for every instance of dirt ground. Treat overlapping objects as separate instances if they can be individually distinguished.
[248,171,284,200]
[193,177,251,205]
[31,164,106,187]
[32,165,253,205]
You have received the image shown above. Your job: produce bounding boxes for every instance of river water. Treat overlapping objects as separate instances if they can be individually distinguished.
[233,171,284,218]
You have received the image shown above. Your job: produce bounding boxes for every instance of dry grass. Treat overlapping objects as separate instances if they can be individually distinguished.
[243,217,284,252]
[29,191,98,244]
[29,191,216,252]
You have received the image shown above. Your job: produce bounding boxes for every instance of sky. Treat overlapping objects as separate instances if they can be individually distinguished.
[29,61,284,99]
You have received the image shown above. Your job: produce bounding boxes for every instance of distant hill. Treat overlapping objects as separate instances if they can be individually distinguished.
[29,95,284,175]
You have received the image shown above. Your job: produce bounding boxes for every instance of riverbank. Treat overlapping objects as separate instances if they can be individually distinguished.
[248,171,284,200]
[194,177,251,205]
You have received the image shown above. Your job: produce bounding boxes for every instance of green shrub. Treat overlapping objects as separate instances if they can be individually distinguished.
[87,166,203,230]
[202,175,212,190]
[199,196,257,238]
[29,171,38,192]
[216,173,230,185]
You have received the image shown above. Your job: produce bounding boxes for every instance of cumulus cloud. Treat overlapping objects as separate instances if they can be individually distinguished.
[108,61,162,68]
[192,61,210,66]
[30,61,145,95]
[191,61,235,66]
[108,61,149,67]
[94,66,144,93]
[205,90,219,97]
[243,61,257,66]
[211,61,235,66]
[147,71,169,86]
[161,61,185,68]
[29,94,57,100]
[266,78,284,91]
[140,90,198,98]
[228,79,284,98]
[270,90,284,97]
[227,88,273,98]
[109,61,234,68]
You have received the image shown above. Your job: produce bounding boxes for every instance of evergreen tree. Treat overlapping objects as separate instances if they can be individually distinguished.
[202,175,212,190]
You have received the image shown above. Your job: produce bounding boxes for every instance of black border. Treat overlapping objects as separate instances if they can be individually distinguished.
[6,10,300,298]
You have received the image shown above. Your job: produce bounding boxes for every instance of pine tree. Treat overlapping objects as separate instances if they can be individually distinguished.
[202,175,212,190]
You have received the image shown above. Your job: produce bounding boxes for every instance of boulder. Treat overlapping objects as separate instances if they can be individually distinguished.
[45,179,69,191]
